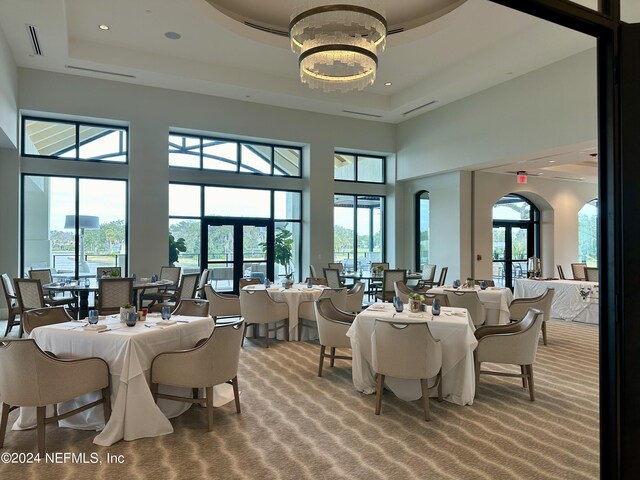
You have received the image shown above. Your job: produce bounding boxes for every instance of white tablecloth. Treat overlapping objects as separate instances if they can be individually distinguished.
[347,303,478,406]
[514,279,599,324]
[428,286,513,325]
[243,284,328,341]
[14,315,233,446]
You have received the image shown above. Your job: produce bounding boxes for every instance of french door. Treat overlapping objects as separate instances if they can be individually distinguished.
[202,218,274,295]
[492,223,536,289]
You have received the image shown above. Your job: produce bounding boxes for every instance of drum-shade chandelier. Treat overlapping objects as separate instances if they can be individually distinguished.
[289,1,387,93]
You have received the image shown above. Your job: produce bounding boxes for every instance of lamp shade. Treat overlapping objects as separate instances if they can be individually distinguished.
[64,215,100,230]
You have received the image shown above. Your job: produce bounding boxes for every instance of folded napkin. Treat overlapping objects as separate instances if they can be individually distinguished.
[83,324,108,332]
[155,319,177,327]
[408,313,425,319]
[147,313,162,318]
[245,285,256,289]
[367,304,386,311]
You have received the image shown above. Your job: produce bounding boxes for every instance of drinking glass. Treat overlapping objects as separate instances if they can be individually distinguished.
[480,280,488,290]
[453,279,461,288]
[126,311,137,327]
[432,298,441,316]
[264,278,271,288]
[88,309,99,325]
[161,306,172,320]
[393,296,403,313]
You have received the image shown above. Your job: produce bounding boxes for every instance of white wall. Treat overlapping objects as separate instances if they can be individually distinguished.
[0,25,17,148]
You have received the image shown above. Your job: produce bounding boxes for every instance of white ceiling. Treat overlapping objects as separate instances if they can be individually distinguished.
[0,0,597,124]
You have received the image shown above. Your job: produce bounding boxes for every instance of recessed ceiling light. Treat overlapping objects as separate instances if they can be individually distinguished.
[549,160,556,163]
[164,31,181,40]
[98,24,110,31]
[384,82,392,86]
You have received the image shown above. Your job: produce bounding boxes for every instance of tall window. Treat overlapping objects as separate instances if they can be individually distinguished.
[169,134,301,177]
[22,117,128,163]
[578,199,598,266]
[334,194,384,271]
[22,175,128,277]
[334,152,385,183]
[415,190,430,270]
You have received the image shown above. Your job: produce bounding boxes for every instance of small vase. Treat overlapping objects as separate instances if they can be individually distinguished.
[410,299,421,313]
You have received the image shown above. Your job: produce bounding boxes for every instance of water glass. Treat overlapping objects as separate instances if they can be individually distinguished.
[432,298,441,316]
[161,306,172,320]
[393,296,403,313]
[126,311,137,327]
[264,278,271,288]
[88,310,99,325]
[480,280,488,290]
[453,279,461,288]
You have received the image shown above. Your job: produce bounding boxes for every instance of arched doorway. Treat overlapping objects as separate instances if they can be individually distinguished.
[492,193,540,289]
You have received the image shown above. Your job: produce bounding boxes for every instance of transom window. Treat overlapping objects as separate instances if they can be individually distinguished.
[578,199,598,267]
[22,117,128,163]
[415,190,430,271]
[169,134,301,177]
[334,152,385,183]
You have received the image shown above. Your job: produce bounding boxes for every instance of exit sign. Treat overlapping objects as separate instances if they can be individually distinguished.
[516,171,527,184]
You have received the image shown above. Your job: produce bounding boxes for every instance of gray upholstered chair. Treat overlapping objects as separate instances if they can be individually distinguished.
[304,277,328,286]
[571,263,587,281]
[445,290,487,326]
[15,278,75,312]
[204,285,241,323]
[314,297,354,377]
[149,273,199,312]
[327,262,344,273]
[393,280,413,304]
[27,268,53,285]
[585,267,598,282]
[172,299,210,317]
[239,277,262,289]
[421,264,437,283]
[22,306,73,335]
[195,269,210,299]
[1,274,21,336]
[150,319,244,431]
[474,279,495,287]
[323,268,342,289]
[371,318,442,421]
[415,266,448,291]
[309,265,318,277]
[375,269,406,302]
[140,266,182,306]
[297,288,347,341]
[96,277,133,315]
[422,292,450,307]
[96,266,122,278]
[0,338,111,455]
[239,289,289,348]
[29,268,76,306]
[345,281,365,314]
[474,308,544,400]
[557,265,566,279]
[509,288,555,345]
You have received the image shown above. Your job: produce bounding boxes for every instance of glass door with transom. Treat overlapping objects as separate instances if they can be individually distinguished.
[203,218,274,295]
[492,224,534,289]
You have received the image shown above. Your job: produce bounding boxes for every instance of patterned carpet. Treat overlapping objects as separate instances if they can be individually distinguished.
[0,320,599,479]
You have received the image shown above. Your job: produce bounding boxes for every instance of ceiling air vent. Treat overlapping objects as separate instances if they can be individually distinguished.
[402,100,438,116]
[26,24,43,56]
[342,110,383,118]
[553,176,584,182]
[506,171,542,176]
[65,65,136,78]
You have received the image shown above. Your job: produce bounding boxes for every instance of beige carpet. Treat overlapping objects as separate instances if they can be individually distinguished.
[0,319,599,480]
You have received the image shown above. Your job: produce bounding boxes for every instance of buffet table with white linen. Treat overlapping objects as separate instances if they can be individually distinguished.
[347,302,478,406]
[514,278,599,324]
[14,314,233,446]
[243,284,329,341]
[428,285,513,325]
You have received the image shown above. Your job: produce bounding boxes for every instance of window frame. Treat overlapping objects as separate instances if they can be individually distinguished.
[415,190,430,272]
[334,152,386,184]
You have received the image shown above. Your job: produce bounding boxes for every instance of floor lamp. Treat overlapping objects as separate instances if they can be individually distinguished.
[65,215,100,274]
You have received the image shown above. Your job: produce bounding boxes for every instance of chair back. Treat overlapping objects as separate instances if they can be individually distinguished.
[177,273,200,300]
[436,267,448,287]
[305,277,328,286]
[309,265,318,277]
[15,279,46,310]
[96,267,122,278]
[474,279,495,287]
[371,262,389,273]
[495,308,544,365]
[345,281,365,313]
[195,269,210,298]
[393,281,412,304]
[323,268,342,289]
[557,265,566,279]
[1,274,18,309]
[585,267,598,282]
[571,263,587,281]
[509,288,555,323]
[327,263,343,273]
[445,290,486,326]
[22,306,73,335]
[383,270,407,294]
[204,285,241,318]
[239,277,262,289]
[160,266,182,285]
[314,297,355,349]
[421,264,436,282]
[240,290,288,325]
[299,288,347,321]
[372,318,442,380]
[422,292,450,307]
[172,299,209,317]
[97,277,134,314]
[28,268,53,285]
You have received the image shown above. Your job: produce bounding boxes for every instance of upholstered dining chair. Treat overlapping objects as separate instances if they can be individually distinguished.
[27,268,53,285]
[149,273,199,311]
[371,318,442,421]
[195,269,210,299]
[509,288,555,345]
[204,285,241,323]
[327,262,344,273]
[375,270,406,303]
[304,277,328,286]
[369,262,389,296]
[585,267,598,282]
[96,277,133,315]
[309,265,318,277]
[571,263,587,281]
[393,280,413,305]
[140,266,182,306]
[96,266,122,278]
[445,290,487,326]
[421,264,437,284]
[474,279,496,287]
[557,265,566,279]
[22,306,74,335]
[150,319,243,431]
[1,274,21,336]
[239,277,262,289]
[297,288,347,341]
[0,338,111,455]
[415,266,448,291]
[323,268,342,289]
[314,297,355,377]
[239,289,289,348]
[28,268,76,306]
[172,299,210,317]
[474,308,544,400]
[15,278,76,313]
[345,281,365,314]
[422,292,450,307]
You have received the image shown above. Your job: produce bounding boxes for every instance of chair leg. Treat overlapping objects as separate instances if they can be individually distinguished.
[527,365,535,401]
[542,321,548,346]
[318,345,325,377]
[285,319,289,342]
[37,406,46,456]
[231,376,241,414]
[330,347,336,367]
[420,378,431,422]
[151,383,159,403]
[3,312,14,336]
[102,387,112,423]
[521,365,528,388]
[375,374,385,415]
[0,403,10,448]
[298,321,302,341]
[205,386,214,431]
[265,324,270,348]
[242,323,248,348]
[474,355,481,397]
[437,372,443,402]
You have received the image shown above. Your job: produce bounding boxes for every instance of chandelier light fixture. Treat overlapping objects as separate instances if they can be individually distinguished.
[289,1,387,93]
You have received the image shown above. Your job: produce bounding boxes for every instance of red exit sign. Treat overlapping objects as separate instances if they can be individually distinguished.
[516,172,527,184]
